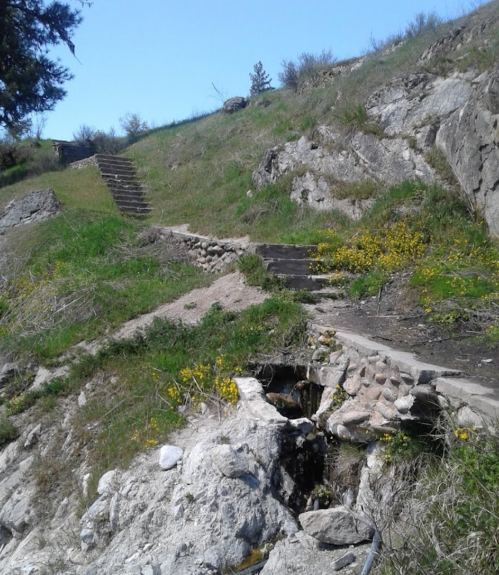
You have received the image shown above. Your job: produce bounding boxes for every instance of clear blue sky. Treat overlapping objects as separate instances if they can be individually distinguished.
[42,0,487,140]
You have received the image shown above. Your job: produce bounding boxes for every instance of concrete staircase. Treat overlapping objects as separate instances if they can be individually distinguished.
[95,154,151,215]
[255,243,334,292]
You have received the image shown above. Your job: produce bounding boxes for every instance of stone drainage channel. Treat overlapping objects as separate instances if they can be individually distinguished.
[232,325,497,574]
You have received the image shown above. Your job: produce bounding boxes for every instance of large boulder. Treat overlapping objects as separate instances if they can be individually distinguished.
[222,96,248,114]
[0,189,60,233]
[299,506,373,545]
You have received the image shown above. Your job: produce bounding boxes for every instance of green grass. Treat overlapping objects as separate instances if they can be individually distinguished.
[58,295,308,499]
[0,165,117,214]
[0,210,212,361]
[378,422,499,575]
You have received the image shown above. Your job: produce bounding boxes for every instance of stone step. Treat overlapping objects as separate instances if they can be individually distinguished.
[95,154,134,164]
[111,191,146,201]
[97,164,136,176]
[255,243,316,260]
[116,199,150,210]
[280,275,330,290]
[266,258,320,276]
[101,173,140,183]
[119,204,151,215]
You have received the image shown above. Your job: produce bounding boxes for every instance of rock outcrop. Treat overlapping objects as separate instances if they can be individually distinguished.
[0,189,61,233]
[253,66,499,234]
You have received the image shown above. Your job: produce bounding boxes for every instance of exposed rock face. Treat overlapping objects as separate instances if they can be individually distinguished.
[253,66,499,234]
[222,96,248,114]
[252,126,435,220]
[367,70,499,235]
[0,189,61,233]
[299,507,372,545]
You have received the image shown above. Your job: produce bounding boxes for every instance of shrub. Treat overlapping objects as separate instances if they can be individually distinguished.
[0,418,19,445]
[405,11,443,39]
[72,124,96,144]
[379,423,499,575]
[92,128,125,155]
[120,112,149,139]
[279,50,336,91]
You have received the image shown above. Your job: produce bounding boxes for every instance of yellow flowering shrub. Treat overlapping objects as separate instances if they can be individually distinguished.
[158,356,240,410]
[314,222,427,274]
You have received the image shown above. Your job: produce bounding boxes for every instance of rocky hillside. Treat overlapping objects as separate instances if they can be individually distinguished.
[1,2,499,575]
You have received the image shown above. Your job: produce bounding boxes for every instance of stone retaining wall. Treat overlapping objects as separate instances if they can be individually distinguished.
[168,230,250,273]
[69,155,97,170]
[307,325,497,440]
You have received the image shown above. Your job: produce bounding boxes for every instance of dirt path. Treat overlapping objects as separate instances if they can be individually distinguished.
[305,274,499,389]
[115,272,266,339]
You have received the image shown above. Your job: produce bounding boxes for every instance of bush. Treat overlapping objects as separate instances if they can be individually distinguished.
[0,418,19,445]
[405,11,443,38]
[279,50,336,91]
[120,112,149,139]
[72,124,96,144]
[92,128,125,155]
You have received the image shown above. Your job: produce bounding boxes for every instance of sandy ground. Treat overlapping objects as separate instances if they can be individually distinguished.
[115,272,267,339]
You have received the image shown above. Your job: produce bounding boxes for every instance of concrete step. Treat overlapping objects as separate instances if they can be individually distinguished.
[95,154,134,164]
[280,275,330,290]
[97,164,136,176]
[101,173,140,183]
[255,243,316,260]
[119,205,151,214]
[111,191,146,202]
[116,202,151,213]
[266,258,320,276]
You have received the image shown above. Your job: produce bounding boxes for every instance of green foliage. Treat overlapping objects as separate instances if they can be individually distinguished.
[0,418,19,445]
[0,139,62,188]
[0,1,83,132]
[379,430,424,463]
[249,61,274,96]
[349,270,387,298]
[120,112,149,139]
[404,11,444,39]
[380,424,499,575]
[64,295,306,476]
[334,104,383,135]
[238,254,287,292]
[425,145,457,185]
[0,211,211,360]
[279,50,336,90]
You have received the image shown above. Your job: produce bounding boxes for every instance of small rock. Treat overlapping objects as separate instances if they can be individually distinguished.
[78,391,87,407]
[344,374,362,396]
[159,445,183,470]
[382,387,397,403]
[332,551,356,571]
[80,528,94,545]
[212,445,249,478]
[24,424,41,448]
[97,469,118,496]
[299,507,372,545]
[394,395,414,414]
[341,411,371,425]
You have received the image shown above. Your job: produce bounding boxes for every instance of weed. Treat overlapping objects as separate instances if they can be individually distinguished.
[425,145,458,185]
[378,423,499,574]
[379,430,424,463]
[333,104,384,135]
[0,418,19,444]
[238,254,287,292]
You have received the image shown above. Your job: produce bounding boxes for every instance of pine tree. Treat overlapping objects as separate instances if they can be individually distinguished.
[0,1,84,133]
[249,61,274,96]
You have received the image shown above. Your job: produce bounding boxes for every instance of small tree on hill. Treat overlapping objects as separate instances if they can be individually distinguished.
[249,61,274,96]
